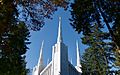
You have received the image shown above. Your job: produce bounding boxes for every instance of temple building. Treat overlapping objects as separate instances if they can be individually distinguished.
[32,17,82,75]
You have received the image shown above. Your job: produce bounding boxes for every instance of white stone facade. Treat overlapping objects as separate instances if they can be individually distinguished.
[32,17,82,75]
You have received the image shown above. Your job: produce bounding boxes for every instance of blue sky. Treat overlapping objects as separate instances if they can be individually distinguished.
[25,8,87,71]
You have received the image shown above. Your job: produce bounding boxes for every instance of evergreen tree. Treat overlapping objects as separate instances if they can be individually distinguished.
[0,0,30,75]
[0,22,30,75]
[70,0,120,49]
[70,0,120,68]
[81,23,116,75]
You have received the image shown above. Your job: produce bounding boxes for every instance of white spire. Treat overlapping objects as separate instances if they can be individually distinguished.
[57,17,63,43]
[76,40,81,67]
[38,40,44,67]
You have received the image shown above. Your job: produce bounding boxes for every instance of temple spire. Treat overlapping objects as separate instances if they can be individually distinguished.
[38,40,44,67]
[57,17,63,43]
[76,40,81,67]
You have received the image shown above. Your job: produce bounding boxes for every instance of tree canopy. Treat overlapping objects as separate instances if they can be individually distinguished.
[0,22,30,75]
[70,0,120,48]
[0,0,120,74]
[81,23,117,75]
[70,0,120,68]
[0,0,69,74]
[17,0,69,31]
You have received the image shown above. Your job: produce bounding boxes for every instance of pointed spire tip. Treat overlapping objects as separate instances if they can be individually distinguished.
[76,40,81,67]
[57,17,63,43]
[38,40,44,66]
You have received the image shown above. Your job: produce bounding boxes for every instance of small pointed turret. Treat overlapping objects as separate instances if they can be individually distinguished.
[75,40,82,73]
[76,40,81,67]
[38,40,44,66]
[32,40,44,75]
[57,17,63,43]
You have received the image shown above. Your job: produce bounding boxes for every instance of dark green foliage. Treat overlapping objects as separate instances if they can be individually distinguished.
[0,22,30,75]
[81,23,116,75]
[0,0,30,75]
[70,0,120,69]
[70,0,120,48]
[0,0,69,31]
[0,0,69,74]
